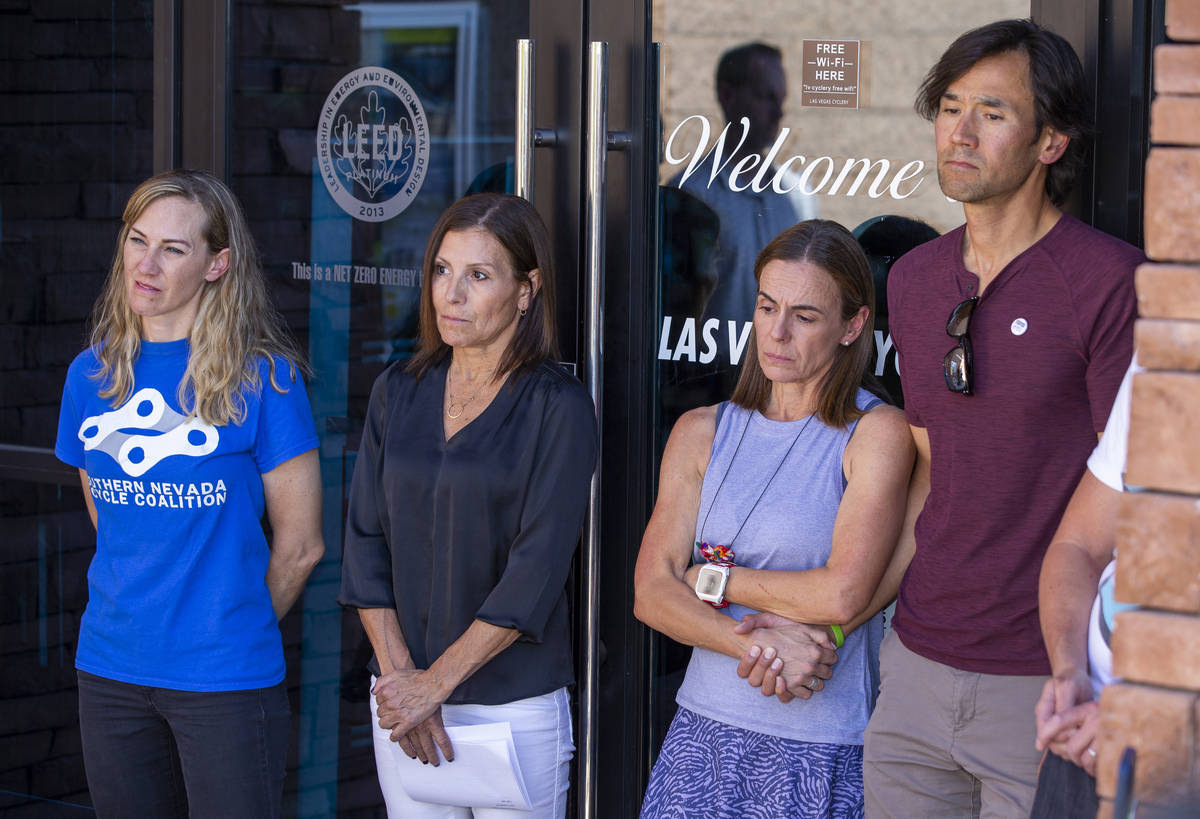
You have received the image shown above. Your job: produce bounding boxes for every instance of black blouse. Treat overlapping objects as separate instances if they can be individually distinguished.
[339,358,597,705]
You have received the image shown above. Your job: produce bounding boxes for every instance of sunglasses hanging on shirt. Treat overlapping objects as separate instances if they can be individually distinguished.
[943,296,978,395]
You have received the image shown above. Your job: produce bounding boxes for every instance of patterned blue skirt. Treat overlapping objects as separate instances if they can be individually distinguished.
[640,708,864,819]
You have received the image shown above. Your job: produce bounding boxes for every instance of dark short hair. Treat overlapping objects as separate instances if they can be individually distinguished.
[915,19,1091,206]
[716,42,782,93]
[408,193,559,380]
[731,220,875,429]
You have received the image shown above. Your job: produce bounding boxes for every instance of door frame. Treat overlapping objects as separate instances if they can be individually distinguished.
[597,1,1163,815]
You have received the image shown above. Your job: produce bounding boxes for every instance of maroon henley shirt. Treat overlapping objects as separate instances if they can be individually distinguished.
[888,213,1143,675]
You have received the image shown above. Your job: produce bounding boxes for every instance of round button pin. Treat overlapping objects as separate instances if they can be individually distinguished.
[1011,317,1029,336]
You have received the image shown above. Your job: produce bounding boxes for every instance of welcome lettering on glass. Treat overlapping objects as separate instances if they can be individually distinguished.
[656,316,898,378]
[665,116,927,200]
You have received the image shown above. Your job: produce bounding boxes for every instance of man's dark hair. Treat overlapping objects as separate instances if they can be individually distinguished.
[916,19,1091,206]
[715,42,782,92]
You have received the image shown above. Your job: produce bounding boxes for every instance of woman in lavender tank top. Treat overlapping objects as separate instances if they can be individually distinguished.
[635,220,915,818]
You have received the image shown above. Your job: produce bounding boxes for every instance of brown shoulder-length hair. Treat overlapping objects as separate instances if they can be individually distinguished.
[730,219,875,428]
[407,193,559,380]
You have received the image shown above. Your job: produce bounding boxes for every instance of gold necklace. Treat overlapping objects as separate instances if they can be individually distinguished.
[445,369,492,419]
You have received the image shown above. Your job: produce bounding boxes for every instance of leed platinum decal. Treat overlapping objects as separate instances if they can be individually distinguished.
[316,66,430,222]
[801,39,861,108]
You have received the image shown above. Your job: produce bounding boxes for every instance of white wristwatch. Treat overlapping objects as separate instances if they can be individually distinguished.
[695,563,730,605]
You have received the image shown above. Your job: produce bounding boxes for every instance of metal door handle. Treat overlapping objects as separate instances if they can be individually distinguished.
[514,39,557,200]
[580,38,629,819]
[579,41,606,819]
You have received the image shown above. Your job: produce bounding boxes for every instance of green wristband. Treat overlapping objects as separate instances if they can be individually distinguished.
[829,624,845,648]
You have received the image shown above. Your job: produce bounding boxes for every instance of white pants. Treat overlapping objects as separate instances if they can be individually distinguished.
[369,681,573,818]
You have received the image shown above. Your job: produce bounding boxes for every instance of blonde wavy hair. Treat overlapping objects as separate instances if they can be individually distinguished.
[89,169,309,426]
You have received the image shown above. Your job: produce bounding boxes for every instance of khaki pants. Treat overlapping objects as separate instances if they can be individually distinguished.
[863,630,1048,819]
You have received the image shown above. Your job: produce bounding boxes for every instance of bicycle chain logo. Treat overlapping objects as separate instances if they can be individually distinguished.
[78,388,219,478]
[316,66,430,223]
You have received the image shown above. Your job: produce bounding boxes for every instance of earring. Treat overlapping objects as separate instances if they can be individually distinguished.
[841,340,850,346]
[520,308,527,317]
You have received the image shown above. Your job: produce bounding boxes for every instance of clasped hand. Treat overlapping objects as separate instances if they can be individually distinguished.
[1034,671,1099,776]
[733,612,839,703]
[373,668,455,766]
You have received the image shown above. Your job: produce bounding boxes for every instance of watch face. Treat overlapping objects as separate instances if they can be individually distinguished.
[698,570,722,596]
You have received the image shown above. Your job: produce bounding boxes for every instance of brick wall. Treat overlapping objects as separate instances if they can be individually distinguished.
[1098,1,1200,816]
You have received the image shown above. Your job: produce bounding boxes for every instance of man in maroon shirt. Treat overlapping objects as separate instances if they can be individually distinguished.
[862,20,1143,817]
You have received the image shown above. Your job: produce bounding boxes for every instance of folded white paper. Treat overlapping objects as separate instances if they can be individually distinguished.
[387,721,532,810]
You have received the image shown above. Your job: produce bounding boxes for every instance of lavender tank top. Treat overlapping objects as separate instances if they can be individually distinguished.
[674,389,884,745]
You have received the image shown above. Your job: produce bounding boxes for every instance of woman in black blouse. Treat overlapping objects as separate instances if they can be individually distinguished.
[341,193,597,818]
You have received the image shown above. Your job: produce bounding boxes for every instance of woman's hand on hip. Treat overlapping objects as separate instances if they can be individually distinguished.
[373,669,448,740]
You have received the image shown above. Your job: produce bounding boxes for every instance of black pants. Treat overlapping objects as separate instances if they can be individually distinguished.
[77,669,290,819]
[1030,749,1099,819]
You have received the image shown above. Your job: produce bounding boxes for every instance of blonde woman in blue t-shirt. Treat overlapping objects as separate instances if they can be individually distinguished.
[55,170,323,819]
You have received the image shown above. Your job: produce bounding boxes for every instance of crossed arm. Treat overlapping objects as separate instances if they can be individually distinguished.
[633,405,840,700]
[634,405,913,700]
[684,407,914,625]
[733,420,925,696]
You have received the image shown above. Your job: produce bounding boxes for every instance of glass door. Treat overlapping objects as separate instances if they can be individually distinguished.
[224,2,598,815]
[582,2,1162,807]
[644,0,1032,767]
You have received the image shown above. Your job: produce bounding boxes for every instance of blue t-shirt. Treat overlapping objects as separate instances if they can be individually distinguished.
[55,339,319,691]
